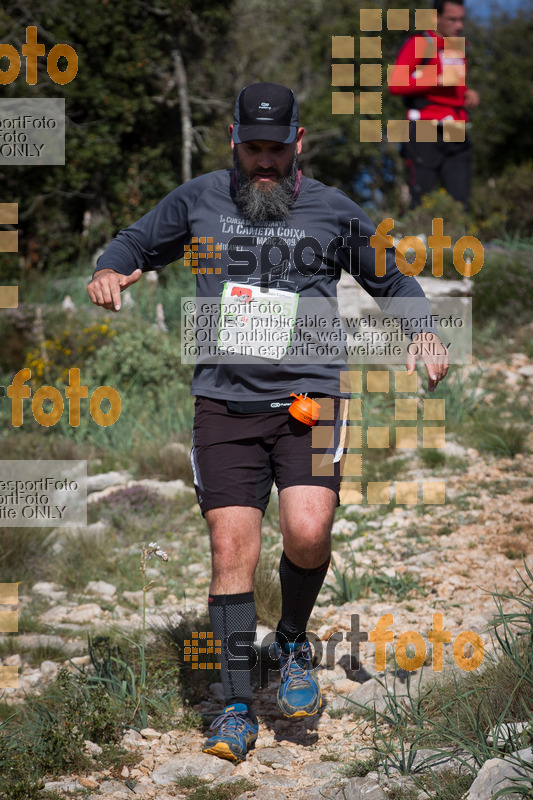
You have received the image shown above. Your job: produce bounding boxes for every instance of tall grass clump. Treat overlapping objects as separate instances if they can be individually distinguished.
[80,541,176,730]
[253,553,282,628]
[341,559,533,799]
[327,551,423,604]
[424,367,487,432]
[0,669,127,799]
[466,414,530,458]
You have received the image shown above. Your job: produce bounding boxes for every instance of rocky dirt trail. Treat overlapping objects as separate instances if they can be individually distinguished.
[4,441,532,800]
[2,276,532,799]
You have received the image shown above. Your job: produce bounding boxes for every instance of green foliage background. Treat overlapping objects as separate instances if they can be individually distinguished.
[0,0,532,281]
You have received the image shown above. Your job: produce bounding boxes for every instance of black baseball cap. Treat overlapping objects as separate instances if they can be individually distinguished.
[232,82,299,144]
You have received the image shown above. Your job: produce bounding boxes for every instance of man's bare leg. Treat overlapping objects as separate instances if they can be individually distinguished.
[274,485,337,716]
[203,505,262,730]
[206,505,262,593]
[279,485,336,568]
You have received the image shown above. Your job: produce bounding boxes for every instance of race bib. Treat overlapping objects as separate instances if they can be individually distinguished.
[218,282,299,361]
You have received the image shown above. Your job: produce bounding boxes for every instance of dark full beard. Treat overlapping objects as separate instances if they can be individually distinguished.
[233,150,298,224]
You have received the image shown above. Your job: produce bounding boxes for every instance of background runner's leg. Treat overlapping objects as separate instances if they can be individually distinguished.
[440,137,472,210]
[402,132,441,208]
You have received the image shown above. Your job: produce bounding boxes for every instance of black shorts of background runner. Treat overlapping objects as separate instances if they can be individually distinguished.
[401,122,472,210]
[190,395,349,515]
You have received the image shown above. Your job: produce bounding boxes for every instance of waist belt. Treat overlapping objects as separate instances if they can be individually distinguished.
[226,398,293,414]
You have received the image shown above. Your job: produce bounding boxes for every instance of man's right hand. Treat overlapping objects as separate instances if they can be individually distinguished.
[87,268,143,312]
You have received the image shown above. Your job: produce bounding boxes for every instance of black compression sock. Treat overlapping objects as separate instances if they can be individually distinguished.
[276,551,330,645]
[208,592,257,710]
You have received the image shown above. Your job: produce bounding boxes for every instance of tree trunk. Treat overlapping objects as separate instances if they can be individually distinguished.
[172,48,192,183]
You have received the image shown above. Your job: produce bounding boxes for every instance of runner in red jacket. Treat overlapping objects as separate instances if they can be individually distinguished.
[388,0,479,209]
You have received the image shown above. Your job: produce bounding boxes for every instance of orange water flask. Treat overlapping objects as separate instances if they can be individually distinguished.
[289,393,321,426]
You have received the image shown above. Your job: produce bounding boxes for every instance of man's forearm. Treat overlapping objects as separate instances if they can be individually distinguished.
[92,236,146,279]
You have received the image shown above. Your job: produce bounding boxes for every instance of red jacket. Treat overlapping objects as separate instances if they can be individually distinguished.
[388,30,469,121]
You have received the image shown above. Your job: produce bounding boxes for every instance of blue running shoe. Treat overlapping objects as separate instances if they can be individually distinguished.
[202,703,258,763]
[275,641,322,717]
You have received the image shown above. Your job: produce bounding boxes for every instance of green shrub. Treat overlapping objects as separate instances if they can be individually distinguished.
[471,162,533,241]
[467,417,529,458]
[471,248,533,332]
[84,324,193,389]
[341,751,382,777]
[24,319,118,387]
[0,668,125,791]
[0,305,119,383]
[420,448,447,469]
[0,528,49,584]
[396,188,475,274]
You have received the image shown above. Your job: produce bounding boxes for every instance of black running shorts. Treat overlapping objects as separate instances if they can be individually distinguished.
[190,395,349,515]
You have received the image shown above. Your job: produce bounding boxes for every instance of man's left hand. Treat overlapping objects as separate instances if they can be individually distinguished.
[406,332,449,392]
[464,88,480,108]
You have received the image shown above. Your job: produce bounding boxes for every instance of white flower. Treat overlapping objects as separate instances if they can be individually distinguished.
[154,546,169,562]
[145,542,169,562]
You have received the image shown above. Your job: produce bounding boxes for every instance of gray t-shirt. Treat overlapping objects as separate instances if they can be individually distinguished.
[94,169,434,400]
